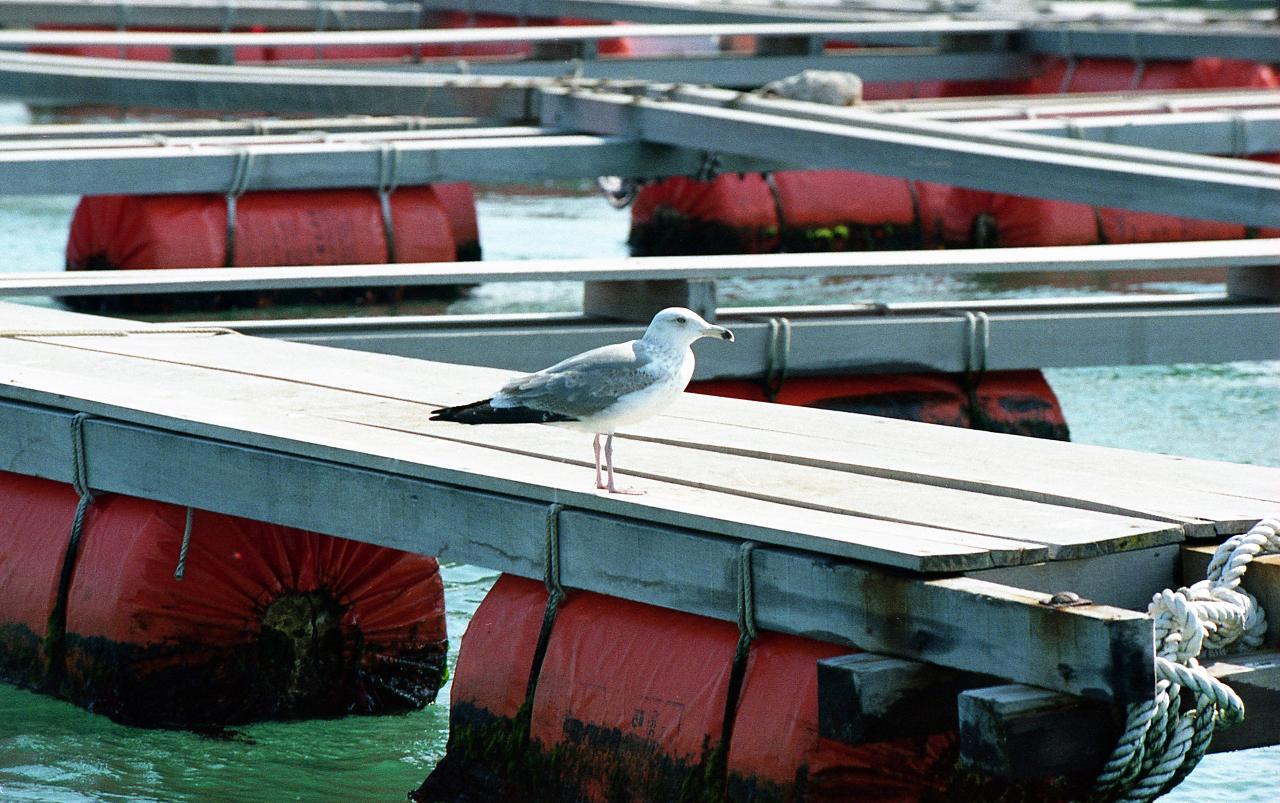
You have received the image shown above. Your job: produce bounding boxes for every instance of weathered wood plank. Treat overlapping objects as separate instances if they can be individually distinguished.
[6,300,1269,542]
[958,684,1122,781]
[961,651,1280,779]
[818,653,998,744]
[0,399,1156,701]
[971,544,1182,611]
[1183,545,1280,646]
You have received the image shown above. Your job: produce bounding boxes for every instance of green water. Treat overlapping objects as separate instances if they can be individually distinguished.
[1,101,1278,801]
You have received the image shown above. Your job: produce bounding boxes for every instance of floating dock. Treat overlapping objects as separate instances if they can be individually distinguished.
[0,0,1278,799]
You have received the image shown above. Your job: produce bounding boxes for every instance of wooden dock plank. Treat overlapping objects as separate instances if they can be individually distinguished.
[39,324,1267,534]
[0,336,1018,572]
[5,301,1268,542]
[0,310,1191,562]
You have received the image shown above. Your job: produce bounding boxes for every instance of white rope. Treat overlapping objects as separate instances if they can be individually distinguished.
[1092,515,1279,802]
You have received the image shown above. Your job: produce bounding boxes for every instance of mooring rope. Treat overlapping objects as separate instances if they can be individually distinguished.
[174,506,195,581]
[543,502,566,606]
[224,148,256,268]
[1091,515,1279,802]
[524,502,567,703]
[376,142,402,264]
[735,541,758,644]
[44,413,97,689]
[761,316,791,403]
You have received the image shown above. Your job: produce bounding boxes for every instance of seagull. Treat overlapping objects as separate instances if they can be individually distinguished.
[430,307,734,494]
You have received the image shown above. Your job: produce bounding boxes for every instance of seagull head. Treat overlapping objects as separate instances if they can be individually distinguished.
[643,307,735,348]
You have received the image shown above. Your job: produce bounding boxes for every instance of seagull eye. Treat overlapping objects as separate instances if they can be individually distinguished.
[675,317,687,324]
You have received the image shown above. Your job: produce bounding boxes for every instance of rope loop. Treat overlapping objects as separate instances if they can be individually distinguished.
[376,142,402,263]
[954,310,989,385]
[736,541,758,641]
[1091,514,1280,801]
[1229,113,1249,158]
[1128,32,1147,90]
[761,317,792,403]
[1056,28,1077,93]
[544,502,566,605]
[70,412,94,503]
[694,151,722,182]
[224,148,256,268]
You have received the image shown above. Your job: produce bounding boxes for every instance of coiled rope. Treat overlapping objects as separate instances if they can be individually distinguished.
[1092,515,1279,802]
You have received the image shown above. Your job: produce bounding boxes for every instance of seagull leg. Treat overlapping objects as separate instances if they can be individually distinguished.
[593,433,607,490]
[604,433,645,495]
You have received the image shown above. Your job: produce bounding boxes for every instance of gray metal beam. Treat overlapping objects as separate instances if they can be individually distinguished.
[392,51,1034,87]
[187,301,1280,374]
[867,89,1280,121]
[659,85,1280,180]
[540,87,1280,226]
[4,240,1276,295]
[985,108,1280,157]
[413,0,914,23]
[0,52,540,117]
[0,116,481,142]
[0,133,781,194]
[0,0,425,29]
[0,21,1023,49]
[1024,23,1280,64]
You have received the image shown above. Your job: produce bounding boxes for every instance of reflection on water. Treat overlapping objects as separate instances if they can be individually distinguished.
[0,103,1276,802]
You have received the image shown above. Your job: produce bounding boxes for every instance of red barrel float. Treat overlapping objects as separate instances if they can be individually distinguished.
[0,470,447,729]
[65,184,476,312]
[629,171,933,257]
[415,575,962,801]
[1030,56,1279,94]
[690,370,1070,441]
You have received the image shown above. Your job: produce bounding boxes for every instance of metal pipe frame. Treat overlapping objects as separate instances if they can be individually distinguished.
[165,298,1280,375]
[3,239,1276,296]
[0,131,783,194]
[539,86,1280,226]
[0,0,426,29]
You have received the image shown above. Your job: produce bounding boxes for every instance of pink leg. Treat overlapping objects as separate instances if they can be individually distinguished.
[593,433,607,490]
[604,433,645,495]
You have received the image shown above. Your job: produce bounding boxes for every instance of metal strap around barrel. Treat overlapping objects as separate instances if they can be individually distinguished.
[377,143,402,264]
[224,148,255,268]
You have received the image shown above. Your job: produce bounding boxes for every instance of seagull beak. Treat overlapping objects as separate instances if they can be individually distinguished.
[705,325,734,342]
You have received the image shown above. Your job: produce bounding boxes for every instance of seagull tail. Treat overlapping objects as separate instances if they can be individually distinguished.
[429,399,577,425]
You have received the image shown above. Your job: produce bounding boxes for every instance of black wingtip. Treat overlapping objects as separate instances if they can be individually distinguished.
[430,399,577,425]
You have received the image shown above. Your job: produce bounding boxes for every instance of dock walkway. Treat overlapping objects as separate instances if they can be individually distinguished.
[2,300,1278,706]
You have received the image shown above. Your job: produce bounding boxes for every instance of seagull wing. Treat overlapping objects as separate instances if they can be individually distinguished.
[493,341,658,419]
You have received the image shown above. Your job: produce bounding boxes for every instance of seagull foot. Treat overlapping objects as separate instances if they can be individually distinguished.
[603,483,646,496]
